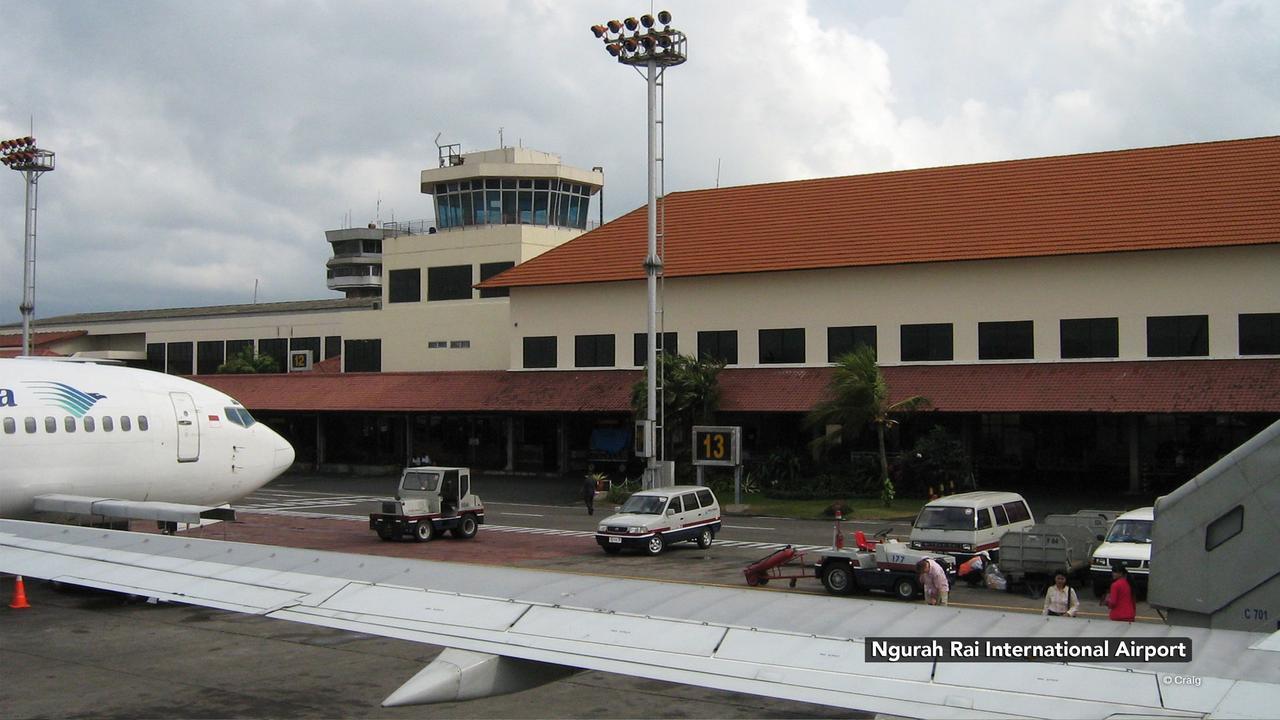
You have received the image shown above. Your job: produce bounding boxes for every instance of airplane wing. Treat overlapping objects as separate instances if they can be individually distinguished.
[2,519,1277,719]
[32,494,236,524]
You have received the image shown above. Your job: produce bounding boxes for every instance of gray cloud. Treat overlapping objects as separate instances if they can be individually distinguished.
[1,0,1277,324]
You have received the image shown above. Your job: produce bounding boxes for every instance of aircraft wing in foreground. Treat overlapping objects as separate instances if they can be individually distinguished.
[1,519,1276,720]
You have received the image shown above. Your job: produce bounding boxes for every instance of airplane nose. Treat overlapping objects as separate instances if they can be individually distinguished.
[273,436,296,475]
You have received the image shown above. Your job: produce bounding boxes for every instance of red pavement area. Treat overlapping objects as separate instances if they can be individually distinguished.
[134,513,598,565]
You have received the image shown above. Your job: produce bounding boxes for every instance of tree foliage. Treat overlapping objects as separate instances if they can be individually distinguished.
[216,347,278,374]
[631,353,725,463]
[806,346,929,506]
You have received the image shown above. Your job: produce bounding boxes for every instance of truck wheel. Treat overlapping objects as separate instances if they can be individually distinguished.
[451,514,478,539]
[413,522,434,542]
[696,528,713,549]
[893,577,918,600]
[376,527,394,542]
[821,563,855,596]
[645,535,665,556]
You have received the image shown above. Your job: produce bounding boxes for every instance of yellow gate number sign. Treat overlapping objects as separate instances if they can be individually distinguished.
[691,425,740,467]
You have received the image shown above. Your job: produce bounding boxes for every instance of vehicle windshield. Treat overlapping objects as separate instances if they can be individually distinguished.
[914,506,975,531]
[402,472,440,492]
[224,406,257,428]
[1106,519,1153,544]
[620,495,668,515]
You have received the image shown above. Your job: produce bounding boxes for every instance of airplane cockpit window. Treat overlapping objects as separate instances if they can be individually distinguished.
[64,416,77,433]
[83,416,95,432]
[138,416,149,431]
[102,416,114,432]
[2,418,14,434]
[120,416,132,432]
[45,417,56,433]
[224,407,258,428]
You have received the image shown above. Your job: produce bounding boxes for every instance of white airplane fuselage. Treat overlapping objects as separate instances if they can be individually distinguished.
[0,358,294,517]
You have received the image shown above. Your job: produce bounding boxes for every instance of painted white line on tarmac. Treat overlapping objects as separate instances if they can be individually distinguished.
[723,524,774,530]
[497,512,545,517]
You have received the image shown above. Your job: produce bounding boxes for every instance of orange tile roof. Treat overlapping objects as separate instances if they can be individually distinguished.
[0,330,87,348]
[196,359,1280,415]
[482,136,1280,288]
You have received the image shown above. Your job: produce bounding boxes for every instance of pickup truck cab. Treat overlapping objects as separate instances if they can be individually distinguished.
[595,486,721,555]
[369,466,484,542]
[1090,506,1153,597]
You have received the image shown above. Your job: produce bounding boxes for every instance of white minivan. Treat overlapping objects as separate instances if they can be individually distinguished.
[595,486,722,555]
[908,491,1035,562]
[1089,506,1153,598]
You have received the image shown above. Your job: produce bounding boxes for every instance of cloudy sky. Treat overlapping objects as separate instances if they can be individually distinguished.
[1,0,1277,324]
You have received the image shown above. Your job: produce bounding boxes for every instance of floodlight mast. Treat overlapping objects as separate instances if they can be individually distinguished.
[1,136,55,356]
[591,12,687,489]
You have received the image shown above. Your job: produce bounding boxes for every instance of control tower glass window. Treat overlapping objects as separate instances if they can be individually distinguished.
[435,178,591,230]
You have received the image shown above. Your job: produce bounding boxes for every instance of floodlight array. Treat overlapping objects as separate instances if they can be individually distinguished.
[1,136,54,172]
[591,10,685,66]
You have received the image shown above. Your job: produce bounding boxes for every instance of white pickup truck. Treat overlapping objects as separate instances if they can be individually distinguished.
[369,466,485,542]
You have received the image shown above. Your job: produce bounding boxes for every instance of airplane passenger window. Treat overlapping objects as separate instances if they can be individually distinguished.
[2,418,13,434]
[45,417,57,433]
[64,416,77,433]
[120,416,132,432]
[138,416,149,431]
[24,417,36,433]
[83,416,95,432]
[102,416,114,432]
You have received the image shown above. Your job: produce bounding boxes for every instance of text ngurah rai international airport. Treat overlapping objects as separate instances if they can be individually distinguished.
[867,638,1193,663]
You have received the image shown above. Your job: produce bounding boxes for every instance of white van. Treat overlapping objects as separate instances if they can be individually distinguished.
[1089,506,1153,597]
[908,491,1035,561]
[595,486,721,556]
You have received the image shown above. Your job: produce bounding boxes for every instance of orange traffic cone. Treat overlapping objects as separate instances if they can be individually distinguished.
[9,575,31,609]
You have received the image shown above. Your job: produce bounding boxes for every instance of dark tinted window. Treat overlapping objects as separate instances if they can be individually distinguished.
[138,416,149,431]
[258,338,287,373]
[992,504,1009,525]
[681,492,700,509]
[479,261,515,298]
[44,417,56,433]
[24,417,36,433]
[901,323,953,361]
[667,495,684,514]
[344,339,382,372]
[976,508,992,530]
[1205,505,1243,551]
[2,418,13,434]
[145,342,165,372]
[120,416,132,432]
[1147,315,1208,357]
[428,265,472,301]
[102,416,114,432]
[1003,501,1031,523]
[759,328,805,364]
[828,325,876,362]
[697,330,738,364]
[388,268,421,303]
[574,334,615,368]
[1239,313,1280,355]
[1060,317,1119,359]
[978,321,1033,360]
[633,332,678,366]
[324,335,342,359]
[226,339,253,361]
[523,336,557,369]
[166,342,193,375]
[196,340,224,375]
[696,489,715,508]
[64,416,76,433]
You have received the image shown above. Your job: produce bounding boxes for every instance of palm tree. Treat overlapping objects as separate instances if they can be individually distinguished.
[632,353,724,462]
[807,346,929,506]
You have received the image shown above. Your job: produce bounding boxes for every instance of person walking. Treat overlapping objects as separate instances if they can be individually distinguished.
[583,468,598,516]
[1101,564,1136,622]
[1042,571,1080,617]
[916,557,950,606]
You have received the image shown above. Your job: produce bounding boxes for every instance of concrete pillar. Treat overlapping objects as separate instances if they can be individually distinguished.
[314,413,325,470]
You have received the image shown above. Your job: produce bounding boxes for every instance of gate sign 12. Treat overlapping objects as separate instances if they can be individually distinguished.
[692,425,741,467]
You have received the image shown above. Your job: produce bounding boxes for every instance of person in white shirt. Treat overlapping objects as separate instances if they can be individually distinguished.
[1042,571,1080,617]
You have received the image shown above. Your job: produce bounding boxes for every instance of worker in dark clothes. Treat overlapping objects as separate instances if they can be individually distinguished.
[583,467,598,515]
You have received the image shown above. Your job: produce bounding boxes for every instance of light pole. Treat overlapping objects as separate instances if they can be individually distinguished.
[1,136,55,357]
[591,11,686,489]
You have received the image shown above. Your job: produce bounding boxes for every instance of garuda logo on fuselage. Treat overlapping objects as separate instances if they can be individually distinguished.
[21,381,108,418]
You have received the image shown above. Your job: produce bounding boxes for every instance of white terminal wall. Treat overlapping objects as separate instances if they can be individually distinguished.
[507,245,1280,369]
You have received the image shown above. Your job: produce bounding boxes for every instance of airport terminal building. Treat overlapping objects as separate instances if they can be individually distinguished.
[6,137,1280,494]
